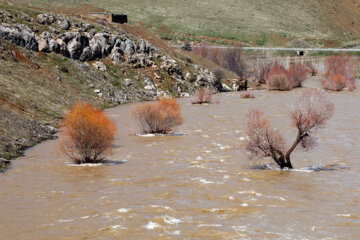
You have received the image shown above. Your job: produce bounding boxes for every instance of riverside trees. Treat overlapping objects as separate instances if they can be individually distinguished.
[245,89,334,169]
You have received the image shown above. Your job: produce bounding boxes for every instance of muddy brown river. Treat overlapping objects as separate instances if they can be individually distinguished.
[1,78,359,239]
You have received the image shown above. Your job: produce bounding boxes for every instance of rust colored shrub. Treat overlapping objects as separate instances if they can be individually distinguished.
[61,102,117,164]
[265,63,307,91]
[322,74,347,91]
[241,92,255,99]
[265,65,293,91]
[191,88,213,104]
[131,99,184,134]
[324,55,356,91]
[288,63,307,88]
[254,58,280,84]
[246,89,334,169]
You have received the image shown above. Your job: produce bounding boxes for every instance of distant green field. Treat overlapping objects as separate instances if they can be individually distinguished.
[8,0,360,46]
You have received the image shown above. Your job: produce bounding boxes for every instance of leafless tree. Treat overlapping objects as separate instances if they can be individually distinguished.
[246,89,334,169]
[191,88,212,104]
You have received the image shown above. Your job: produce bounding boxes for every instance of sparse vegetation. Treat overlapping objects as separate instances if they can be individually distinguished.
[323,55,356,91]
[241,92,255,99]
[191,88,213,104]
[60,102,117,164]
[131,99,184,134]
[193,44,247,78]
[246,89,334,169]
[265,63,307,91]
[254,58,280,84]
[288,63,307,88]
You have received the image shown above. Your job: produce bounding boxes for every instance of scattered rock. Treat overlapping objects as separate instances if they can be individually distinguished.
[124,78,133,86]
[92,61,107,71]
[36,14,56,25]
[221,83,232,92]
[18,12,31,22]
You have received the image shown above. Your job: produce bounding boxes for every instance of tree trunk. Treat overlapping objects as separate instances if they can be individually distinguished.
[283,130,303,169]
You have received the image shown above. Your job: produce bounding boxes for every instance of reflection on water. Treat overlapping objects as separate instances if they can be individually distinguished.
[0,78,360,239]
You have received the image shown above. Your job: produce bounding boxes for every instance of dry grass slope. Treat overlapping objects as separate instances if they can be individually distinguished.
[9,0,360,46]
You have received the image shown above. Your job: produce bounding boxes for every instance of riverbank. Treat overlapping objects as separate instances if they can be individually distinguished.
[0,2,245,169]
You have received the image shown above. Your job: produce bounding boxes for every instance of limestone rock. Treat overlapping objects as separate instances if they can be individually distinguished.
[92,61,107,71]
[0,24,38,51]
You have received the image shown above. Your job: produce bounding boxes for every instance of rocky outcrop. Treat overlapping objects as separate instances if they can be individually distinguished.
[0,24,38,51]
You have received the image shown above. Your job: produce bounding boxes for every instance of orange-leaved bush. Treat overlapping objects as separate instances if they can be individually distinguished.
[131,99,184,134]
[191,88,212,104]
[61,102,117,164]
[323,55,356,91]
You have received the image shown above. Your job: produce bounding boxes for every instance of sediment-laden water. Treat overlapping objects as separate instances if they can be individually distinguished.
[1,78,359,239]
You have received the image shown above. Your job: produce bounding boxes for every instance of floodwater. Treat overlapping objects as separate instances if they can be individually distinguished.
[1,78,360,240]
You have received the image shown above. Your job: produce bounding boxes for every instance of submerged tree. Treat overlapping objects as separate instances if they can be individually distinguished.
[61,102,117,164]
[246,89,334,169]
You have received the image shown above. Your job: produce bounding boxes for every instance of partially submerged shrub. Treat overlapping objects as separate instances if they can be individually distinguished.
[61,102,117,164]
[254,58,280,84]
[131,99,184,134]
[288,63,307,88]
[246,89,334,169]
[265,63,307,91]
[241,92,255,99]
[323,55,356,91]
[265,65,292,91]
[191,88,212,104]
[323,74,347,91]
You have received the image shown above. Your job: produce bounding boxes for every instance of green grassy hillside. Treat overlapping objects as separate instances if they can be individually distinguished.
[8,0,360,46]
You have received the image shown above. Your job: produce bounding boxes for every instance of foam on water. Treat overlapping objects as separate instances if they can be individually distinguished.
[197,224,222,227]
[191,177,215,184]
[162,215,182,225]
[150,205,173,211]
[117,208,131,213]
[145,221,161,230]
[111,225,127,230]
[58,219,74,223]
[238,190,262,196]
[67,163,103,167]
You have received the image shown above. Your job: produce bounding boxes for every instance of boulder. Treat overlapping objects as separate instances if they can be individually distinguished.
[66,35,88,60]
[221,83,232,92]
[110,47,124,62]
[18,12,31,22]
[36,14,56,25]
[79,46,93,61]
[0,24,38,51]
[144,76,157,91]
[92,61,107,71]
[123,39,136,56]
[89,33,112,59]
[57,18,72,30]
[48,39,60,53]
[56,38,69,57]
[36,36,48,52]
